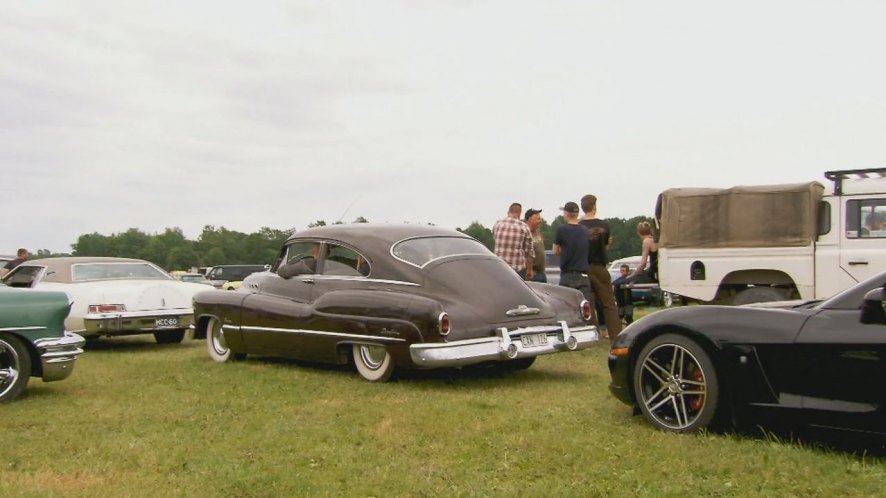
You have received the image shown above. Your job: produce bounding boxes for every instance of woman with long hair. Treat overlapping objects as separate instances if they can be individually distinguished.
[614,222,659,314]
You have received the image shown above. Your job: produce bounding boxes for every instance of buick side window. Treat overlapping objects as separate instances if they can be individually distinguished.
[323,244,369,277]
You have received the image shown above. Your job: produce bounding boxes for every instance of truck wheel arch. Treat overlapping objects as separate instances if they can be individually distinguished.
[714,269,797,304]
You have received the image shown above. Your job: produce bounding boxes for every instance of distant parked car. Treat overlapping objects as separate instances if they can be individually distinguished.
[607,256,642,280]
[609,270,886,436]
[204,265,269,289]
[2,257,210,344]
[548,253,651,303]
[0,287,85,402]
[607,256,675,306]
[608,256,646,302]
[194,224,599,381]
[172,272,212,285]
[544,250,560,285]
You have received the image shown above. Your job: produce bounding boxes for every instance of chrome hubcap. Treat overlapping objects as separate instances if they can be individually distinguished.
[210,323,228,355]
[0,367,15,383]
[0,341,20,396]
[666,375,684,395]
[360,345,386,370]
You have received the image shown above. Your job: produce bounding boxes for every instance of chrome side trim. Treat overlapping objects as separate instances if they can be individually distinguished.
[229,324,407,343]
[391,252,494,269]
[0,326,47,332]
[364,278,421,287]
[308,275,421,287]
[389,235,490,269]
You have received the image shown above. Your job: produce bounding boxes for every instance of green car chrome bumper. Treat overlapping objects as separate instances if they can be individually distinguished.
[33,332,86,382]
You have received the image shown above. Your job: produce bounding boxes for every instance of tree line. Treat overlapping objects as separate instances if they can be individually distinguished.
[33,214,654,270]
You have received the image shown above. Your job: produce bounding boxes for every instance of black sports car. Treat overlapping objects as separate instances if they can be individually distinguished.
[609,271,886,435]
[193,224,598,381]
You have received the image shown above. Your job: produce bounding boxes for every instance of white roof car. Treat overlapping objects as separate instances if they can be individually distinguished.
[1,257,211,344]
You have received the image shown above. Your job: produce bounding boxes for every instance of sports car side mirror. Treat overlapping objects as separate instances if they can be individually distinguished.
[860,286,886,325]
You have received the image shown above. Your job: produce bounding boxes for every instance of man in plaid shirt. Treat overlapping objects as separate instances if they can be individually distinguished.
[493,202,535,280]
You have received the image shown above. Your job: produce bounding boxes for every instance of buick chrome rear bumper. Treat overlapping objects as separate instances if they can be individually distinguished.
[409,321,598,368]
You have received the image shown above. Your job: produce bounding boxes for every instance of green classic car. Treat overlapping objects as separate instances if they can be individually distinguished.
[0,287,85,402]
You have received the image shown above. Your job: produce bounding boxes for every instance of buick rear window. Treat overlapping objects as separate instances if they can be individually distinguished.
[392,237,490,267]
[72,263,171,282]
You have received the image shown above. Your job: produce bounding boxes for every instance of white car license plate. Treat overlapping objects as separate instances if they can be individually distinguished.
[520,333,548,348]
[156,317,179,328]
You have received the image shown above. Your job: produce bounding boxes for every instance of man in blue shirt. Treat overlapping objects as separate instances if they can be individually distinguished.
[553,202,592,302]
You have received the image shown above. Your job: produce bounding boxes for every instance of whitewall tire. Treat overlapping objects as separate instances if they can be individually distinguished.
[352,344,394,382]
[206,317,245,363]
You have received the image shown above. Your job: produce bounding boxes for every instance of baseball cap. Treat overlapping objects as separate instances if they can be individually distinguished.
[524,208,542,221]
[560,202,580,214]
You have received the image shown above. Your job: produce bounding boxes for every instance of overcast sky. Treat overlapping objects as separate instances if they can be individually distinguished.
[3,1,885,253]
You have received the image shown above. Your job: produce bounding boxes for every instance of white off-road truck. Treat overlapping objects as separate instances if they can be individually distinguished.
[655,168,886,305]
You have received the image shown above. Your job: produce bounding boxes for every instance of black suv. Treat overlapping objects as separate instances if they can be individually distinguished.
[204,265,269,289]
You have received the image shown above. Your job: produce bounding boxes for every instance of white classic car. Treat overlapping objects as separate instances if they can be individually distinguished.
[1,257,210,344]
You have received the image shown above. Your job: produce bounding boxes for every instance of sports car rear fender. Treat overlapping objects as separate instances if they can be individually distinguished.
[623,324,778,415]
[624,324,724,401]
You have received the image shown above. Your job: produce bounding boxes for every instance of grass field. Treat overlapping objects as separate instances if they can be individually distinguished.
[2,310,884,497]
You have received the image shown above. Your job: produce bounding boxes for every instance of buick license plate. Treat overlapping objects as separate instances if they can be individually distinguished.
[520,333,548,348]
[156,317,179,328]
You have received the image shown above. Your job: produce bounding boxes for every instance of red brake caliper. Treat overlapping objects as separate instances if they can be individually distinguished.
[688,368,705,411]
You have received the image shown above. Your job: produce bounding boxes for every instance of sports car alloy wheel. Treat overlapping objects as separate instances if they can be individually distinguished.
[352,344,394,382]
[633,334,719,432]
[206,317,245,363]
[0,333,32,403]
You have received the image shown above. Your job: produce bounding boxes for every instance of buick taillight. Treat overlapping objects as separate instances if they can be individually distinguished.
[88,304,126,313]
[580,300,592,321]
[437,312,451,336]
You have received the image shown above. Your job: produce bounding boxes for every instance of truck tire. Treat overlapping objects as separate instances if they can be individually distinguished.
[732,287,785,305]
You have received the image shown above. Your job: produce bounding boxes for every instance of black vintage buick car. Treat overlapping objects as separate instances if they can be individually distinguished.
[609,270,886,436]
[193,224,598,381]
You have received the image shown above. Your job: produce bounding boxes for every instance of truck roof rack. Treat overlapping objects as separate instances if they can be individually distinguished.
[824,168,886,195]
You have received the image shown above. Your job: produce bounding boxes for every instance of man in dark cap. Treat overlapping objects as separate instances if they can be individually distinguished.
[524,208,547,283]
[553,202,591,301]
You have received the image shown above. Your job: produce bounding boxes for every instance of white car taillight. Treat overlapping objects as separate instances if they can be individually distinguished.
[88,304,126,313]
[580,300,592,321]
[438,312,451,336]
